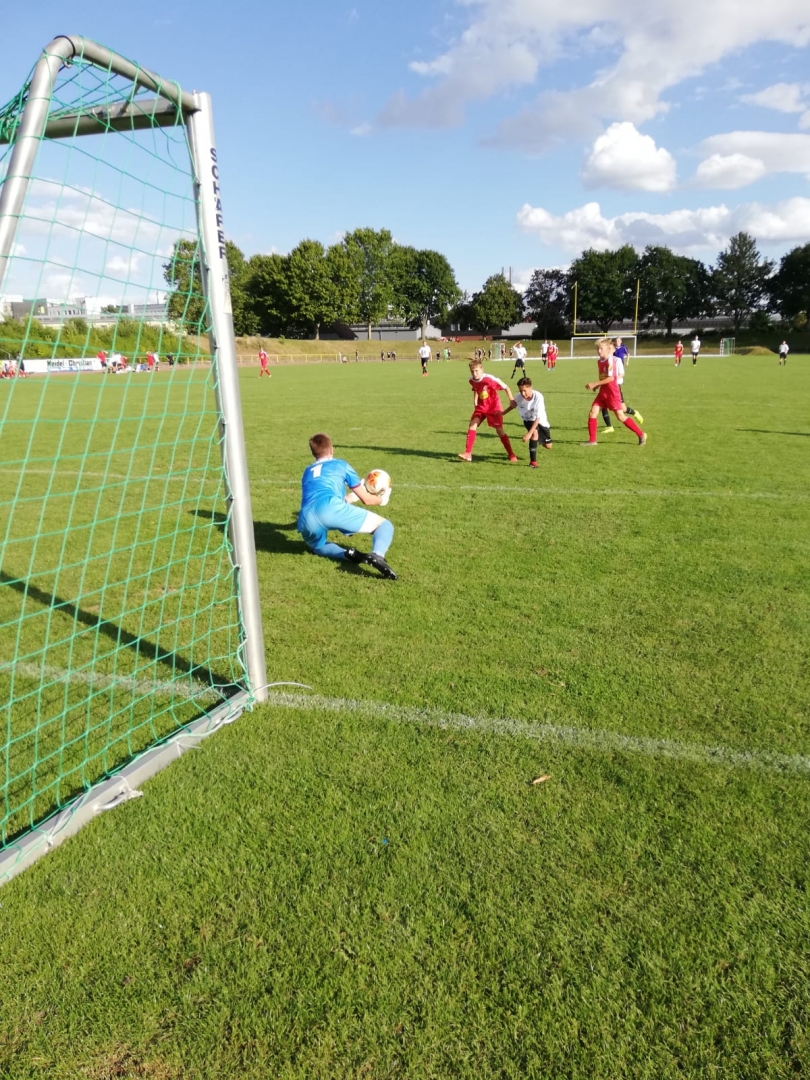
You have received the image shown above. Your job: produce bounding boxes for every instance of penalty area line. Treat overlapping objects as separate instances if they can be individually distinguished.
[263,690,810,777]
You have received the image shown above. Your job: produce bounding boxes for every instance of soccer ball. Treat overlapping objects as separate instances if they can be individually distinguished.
[364,468,391,496]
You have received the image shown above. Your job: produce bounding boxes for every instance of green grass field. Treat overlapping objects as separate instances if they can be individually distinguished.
[1,354,809,1078]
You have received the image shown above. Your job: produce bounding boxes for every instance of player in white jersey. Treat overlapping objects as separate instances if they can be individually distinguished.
[600,352,643,433]
[515,378,552,465]
[779,340,789,365]
[510,341,528,380]
[691,335,701,365]
[418,341,431,376]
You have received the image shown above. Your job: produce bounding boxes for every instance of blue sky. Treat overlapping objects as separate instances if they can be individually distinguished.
[4,0,810,294]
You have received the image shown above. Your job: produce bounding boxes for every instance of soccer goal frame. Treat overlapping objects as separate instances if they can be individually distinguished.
[0,36,267,885]
[569,334,637,357]
[719,337,736,355]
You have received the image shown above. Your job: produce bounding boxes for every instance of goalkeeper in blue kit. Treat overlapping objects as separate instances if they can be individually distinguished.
[297,433,397,579]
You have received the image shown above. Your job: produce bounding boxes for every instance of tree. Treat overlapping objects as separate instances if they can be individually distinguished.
[523,269,570,338]
[163,238,256,335]
[243,253,290,337]
[712,232,774,334]
[164,238,206,331]
[390,246,461,339]
[282,239,341,339]
[469,274,523,335]
[341,228,395,338]
[567,246,640,332]
[638,246,712,334]
[225,241,260,337]
[769,242,810,327]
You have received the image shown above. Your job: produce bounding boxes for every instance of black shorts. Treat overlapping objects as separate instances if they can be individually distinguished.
[524,418,551,444]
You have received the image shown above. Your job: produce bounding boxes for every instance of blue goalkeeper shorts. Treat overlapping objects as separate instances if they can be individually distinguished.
[297,498,372,550]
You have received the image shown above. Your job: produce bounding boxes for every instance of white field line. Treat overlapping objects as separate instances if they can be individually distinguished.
[263,690,810,776]
[6,470,807,502]
[4,664,807,774]
[3,661,219,703]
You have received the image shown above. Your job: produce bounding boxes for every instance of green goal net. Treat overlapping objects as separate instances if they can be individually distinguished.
[0,37,266,884]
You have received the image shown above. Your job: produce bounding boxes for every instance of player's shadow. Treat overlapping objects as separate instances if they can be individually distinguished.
[339,443,453,461]
[0,569,234,692]
[190,508,306,555]
[737,428,810,437]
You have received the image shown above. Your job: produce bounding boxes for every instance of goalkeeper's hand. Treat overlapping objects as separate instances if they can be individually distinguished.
[379,486,392,507]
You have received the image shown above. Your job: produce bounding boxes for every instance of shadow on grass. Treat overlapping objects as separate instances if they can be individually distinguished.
[339,443,454,461]
[0,569,233,691]
[737,428,810,437]
[190,508,307,556]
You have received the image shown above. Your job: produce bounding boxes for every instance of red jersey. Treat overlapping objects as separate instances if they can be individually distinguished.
[597,355,617,383]
[258,350,268,367]
[470,374,508,414]
[674,344,683,358]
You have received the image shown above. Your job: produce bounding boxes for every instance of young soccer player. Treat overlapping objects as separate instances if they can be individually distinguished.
[515,377,552,466]
[541,340,549,366]
[258,347,271,377]
[583,338,646,446]
[458,360,519,462]
[779,340,789,365]
[511,341,527,379]
[297,433,397,579]
[601,345,642,433]
[418,340,431,376]
[674,340,683,367]
[546,341,557,370]
[691,335,701,365]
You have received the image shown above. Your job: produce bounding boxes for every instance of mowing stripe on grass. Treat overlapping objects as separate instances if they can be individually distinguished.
[263,690,810,776]
[9,470,809,502]
[252,478,809,502]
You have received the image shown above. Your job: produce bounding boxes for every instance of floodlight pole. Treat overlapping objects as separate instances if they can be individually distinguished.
[187,93,268,703]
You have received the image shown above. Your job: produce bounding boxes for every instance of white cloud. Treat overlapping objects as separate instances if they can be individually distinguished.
[375,1,810,149]
[695,131,810,186]
[516,196,810,253]
[694,153,768,189]
[350,122,372,137]
[741,82,807,113]
[582,122,676,192]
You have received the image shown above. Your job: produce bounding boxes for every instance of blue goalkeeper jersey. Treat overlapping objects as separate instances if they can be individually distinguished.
[300,457,361,510]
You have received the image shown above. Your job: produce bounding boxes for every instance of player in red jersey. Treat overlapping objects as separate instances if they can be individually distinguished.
[458,359,519,462]
[258,347,271,377]
[674,340,683,367]
[547,341,557,370]
[582,338,646,446]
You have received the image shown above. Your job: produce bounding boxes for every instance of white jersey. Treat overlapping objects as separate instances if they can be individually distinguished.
[779,342,789,356]
[613,356,625,385]
[541,342,548,357]
[691,337,701,354]
[418,344,431,360]
[515,345,527,362]
[515,389,549,427]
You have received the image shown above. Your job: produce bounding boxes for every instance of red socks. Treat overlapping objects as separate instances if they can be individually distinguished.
[623,417,643,438]
[465,429,477,453]
[588,417,598,442]
[499,432,515,456]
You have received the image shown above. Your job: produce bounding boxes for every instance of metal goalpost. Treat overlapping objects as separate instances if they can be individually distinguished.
[0,35,267,885]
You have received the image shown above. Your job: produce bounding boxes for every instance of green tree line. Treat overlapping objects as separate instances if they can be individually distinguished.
[163,229,810,341]
[164,229,463,341]
[525,233,810,338]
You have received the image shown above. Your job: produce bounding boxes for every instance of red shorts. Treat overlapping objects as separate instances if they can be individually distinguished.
[593,385,623,412]
[471,408,504,429]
